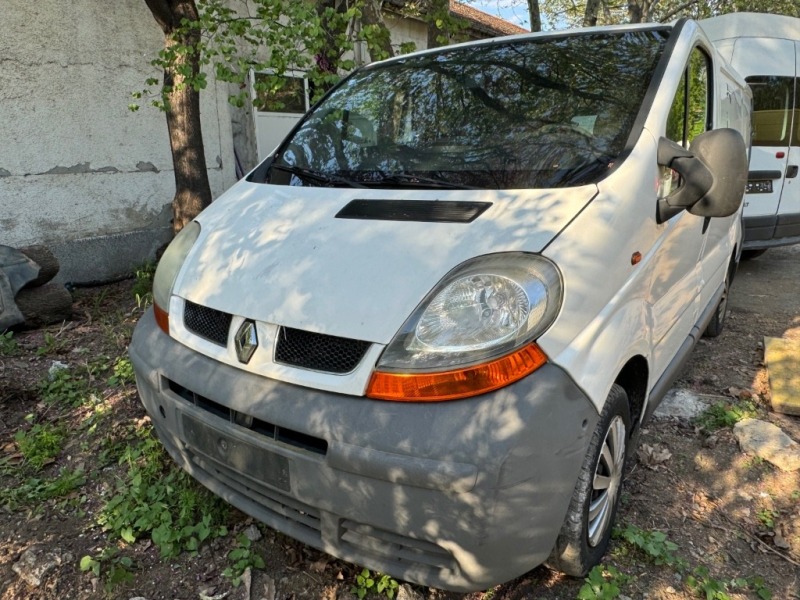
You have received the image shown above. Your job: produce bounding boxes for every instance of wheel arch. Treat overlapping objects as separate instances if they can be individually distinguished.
[613,355,649,430]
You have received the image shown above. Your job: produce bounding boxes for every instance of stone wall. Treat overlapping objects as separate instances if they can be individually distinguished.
[0,0,236,283]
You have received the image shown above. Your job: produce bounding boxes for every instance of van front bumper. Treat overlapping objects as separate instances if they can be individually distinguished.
[129,309,598,591]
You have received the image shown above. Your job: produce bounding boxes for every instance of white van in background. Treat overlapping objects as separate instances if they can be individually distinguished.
[703,13,800,257]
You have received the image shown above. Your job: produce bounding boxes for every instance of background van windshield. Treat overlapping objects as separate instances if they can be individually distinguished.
[270,30,669,190]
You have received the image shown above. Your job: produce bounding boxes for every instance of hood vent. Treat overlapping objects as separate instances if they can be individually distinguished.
[335,199,491,223]
[275,327,371,374]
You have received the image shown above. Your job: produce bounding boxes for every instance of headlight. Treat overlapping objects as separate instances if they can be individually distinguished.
[367,253,562,401]
[152,221,201,334]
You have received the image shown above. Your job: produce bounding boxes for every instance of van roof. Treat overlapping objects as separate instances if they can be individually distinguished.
[700,12,800,42]
[369,22,674,69]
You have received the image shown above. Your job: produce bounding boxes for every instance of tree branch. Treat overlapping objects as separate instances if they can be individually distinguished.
[659,0,699,22]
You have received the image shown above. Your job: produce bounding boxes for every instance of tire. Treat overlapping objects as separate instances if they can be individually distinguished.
[704,259,735,338]
[741,249,767,260]
[547,384,630,577]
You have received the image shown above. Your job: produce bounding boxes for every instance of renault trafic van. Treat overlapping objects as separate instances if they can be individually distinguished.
[703,13,800,257]
[130,19,749,591]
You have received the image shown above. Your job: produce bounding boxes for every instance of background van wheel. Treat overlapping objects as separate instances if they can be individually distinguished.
[740,249,767,260]
[547,384,630,577]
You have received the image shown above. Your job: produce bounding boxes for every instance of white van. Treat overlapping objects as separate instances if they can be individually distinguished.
[703,13,800,257]
[130,19,749,591]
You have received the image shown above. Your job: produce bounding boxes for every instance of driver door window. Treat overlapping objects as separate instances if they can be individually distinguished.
[666,48,712,147]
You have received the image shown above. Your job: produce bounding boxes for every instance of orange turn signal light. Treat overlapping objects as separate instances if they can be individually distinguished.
[154,301,170,335]
[366,343,548,402]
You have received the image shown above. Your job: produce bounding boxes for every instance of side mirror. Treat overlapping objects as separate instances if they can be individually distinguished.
[656,129,747,223]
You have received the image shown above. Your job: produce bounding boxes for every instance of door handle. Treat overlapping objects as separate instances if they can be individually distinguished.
[788,165,799,179]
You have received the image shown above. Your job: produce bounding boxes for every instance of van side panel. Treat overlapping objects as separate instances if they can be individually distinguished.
[703,13,800,248]
[539,134,682,410]
[780,42,800,229]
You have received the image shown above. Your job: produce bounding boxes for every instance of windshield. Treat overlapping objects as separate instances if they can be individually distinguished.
[267,30,669,190]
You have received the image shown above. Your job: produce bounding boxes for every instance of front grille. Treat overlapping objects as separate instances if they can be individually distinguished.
[189,451,323,537]
[169,380,328,455]
[183,301,232,346]
[340,521,456,571]
[275,327,370,374]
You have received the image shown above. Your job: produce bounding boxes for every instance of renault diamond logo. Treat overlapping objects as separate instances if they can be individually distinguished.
[234,319,258,364]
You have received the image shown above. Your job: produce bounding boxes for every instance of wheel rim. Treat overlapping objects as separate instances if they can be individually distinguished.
[587,415,626,547]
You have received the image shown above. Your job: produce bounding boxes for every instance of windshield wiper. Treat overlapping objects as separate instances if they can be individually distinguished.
[270,164,367,188]
[364,173,478,190]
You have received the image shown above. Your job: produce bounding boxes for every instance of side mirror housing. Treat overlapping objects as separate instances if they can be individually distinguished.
[656,129,747,223]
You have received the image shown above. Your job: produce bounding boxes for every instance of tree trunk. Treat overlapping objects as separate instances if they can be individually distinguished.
[144,0,213,234]
[14,283,73,329]
[425,0,450,48]
[527,0,542,32]
[361,0,395,60]
[628,0,643,23]
[583,0,601,26]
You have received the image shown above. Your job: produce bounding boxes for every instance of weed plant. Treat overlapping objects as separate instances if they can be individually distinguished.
[98,424,229,557]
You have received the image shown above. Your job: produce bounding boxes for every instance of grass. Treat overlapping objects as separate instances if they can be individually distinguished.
[695,399,759,431]
[0,330,19,355]
[97,423,229,558]
[14,423,66,470]
[0,468,86,511]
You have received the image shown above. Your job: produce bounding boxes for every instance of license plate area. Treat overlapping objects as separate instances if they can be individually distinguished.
[746,180,773,194]
[182,414,290,491]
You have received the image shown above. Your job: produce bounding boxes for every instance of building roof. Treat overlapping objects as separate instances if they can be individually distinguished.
[450,1,529,36]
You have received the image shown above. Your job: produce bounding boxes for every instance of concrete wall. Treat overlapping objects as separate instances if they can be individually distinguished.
[0,0,236,284]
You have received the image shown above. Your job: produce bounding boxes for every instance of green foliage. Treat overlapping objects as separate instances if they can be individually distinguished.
[0,468,86,511]
[695,400,758,431]
[614,524,687,570]
[350,568,399,599]
[537,0,799,29]
[108,356,135,386]
[135,0,467,115]
[39,368,90,407]
[14,423,66,470]
[97,424,228,558]
[36,332,67,357]
[577,565,630,600]
[685,567,772,600]
[132,262,156,308]
[0,330,19,355]
[222,533,266,586]
[756,508,778,529]
[80,547,135,592]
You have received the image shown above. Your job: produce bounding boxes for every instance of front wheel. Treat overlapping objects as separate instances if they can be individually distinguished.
[704,257,737,338]
[547,384,630,576]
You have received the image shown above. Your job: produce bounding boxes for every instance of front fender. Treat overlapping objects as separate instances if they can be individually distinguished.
[541,298,652,412]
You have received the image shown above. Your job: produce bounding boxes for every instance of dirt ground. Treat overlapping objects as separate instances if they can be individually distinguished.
[1,245,799,600]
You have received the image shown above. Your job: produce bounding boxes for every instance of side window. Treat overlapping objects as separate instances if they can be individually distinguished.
[746,76,798,147]
[666,48,712,147]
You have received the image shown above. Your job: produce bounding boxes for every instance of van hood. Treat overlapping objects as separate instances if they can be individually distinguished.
[174,182,596,344]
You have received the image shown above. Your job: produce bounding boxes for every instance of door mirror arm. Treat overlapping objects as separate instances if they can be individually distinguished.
[657,138,713,223]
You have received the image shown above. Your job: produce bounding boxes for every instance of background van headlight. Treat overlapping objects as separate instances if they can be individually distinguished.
[368,253,562,401]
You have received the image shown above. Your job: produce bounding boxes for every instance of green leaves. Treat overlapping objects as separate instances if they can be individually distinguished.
[350,568,399,599]
[577,565,629,600]
[223,533,266,586]
[96,424,228,558]
[614,524,684,568]
[138,0,427,115]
